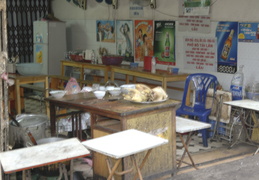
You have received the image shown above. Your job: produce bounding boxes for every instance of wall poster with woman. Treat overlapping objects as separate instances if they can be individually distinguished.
[134,20,154,62]
[154,21,176,65]
[116,20,134,62]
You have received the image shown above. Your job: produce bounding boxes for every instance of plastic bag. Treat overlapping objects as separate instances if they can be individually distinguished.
[64,77,81,94]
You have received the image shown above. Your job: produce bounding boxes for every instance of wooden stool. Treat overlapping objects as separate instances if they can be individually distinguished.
[176,116,211,170]
[82,129,168,180]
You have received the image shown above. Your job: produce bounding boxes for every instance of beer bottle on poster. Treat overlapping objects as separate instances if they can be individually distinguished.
[256,24,259,39]
[221,29,234,60]
[164,32,170,58]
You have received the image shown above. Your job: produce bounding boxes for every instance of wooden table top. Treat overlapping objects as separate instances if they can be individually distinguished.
[46,92,179,117]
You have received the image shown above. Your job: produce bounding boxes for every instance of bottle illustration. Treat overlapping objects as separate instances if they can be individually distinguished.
[221,29,234,61]
[256,24,259,39]
[164,32,170,58]
[151,56,156,73]
[230,65,244,100]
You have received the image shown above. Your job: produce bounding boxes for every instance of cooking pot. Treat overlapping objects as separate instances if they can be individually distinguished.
[35,137,71,177]
[9,114,48,147]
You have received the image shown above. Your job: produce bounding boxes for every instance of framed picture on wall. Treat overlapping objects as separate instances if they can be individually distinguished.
[116,20,134,62]
[96,20,115,43]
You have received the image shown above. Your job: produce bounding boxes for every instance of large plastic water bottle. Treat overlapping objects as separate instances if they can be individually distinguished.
[230,65,244,100]
[151,56,156,73]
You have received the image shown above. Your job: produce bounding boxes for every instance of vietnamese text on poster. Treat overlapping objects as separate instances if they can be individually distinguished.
[183,36,217,71]
[216,21,238,74]
[154,21,175,65]
[183,0,211,16]
[116,20,134,62]
[134,20,154,62]
[238,22,259,43]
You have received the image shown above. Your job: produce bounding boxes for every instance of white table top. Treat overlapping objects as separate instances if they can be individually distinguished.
[0,138,90,174]
[82,129,168,159]
[224,99,259,111]
[176,116,211,134]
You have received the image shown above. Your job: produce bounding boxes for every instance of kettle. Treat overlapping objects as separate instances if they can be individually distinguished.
[84,50,94,60]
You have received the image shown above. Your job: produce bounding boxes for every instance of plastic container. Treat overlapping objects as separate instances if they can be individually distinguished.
[230,65,244,100]
[151,56,156,73]
[144,56,152,71]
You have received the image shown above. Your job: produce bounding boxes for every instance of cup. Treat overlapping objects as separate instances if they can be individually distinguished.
[172,68,179,74]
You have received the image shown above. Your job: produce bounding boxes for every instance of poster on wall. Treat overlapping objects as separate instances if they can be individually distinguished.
[116,20,134,62]
[238,22,259,43]
[96,20,115,43]
[178,16,211,33]
[183,36,217,71]
[153,21,175,65]
[129,0,144,18]
[134,20,154,62]
[182,0,211,16]
[216,21,238,74]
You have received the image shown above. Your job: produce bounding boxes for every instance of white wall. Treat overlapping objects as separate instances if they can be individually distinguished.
[51,0,259,99]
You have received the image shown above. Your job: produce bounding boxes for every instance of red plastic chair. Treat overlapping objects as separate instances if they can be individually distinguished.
[176,73,218,147]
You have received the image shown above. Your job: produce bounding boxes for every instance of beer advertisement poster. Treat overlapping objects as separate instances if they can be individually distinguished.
[154,21,175,65]
[134,20,154,62]
[238,22,259,43]
[216,21,238,74]
[116,20,134,62]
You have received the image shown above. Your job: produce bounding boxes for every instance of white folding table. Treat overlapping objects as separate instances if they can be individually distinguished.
[82,129,168,180]
[0,138,90,180]
[224,99,259,154]
[176,116,211,169]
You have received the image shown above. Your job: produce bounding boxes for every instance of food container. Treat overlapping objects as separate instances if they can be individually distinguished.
[144,56,152,71]
[101,56,123,65]
[16,63,43,75]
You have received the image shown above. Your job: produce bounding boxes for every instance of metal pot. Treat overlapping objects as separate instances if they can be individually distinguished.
[9,114,48,147]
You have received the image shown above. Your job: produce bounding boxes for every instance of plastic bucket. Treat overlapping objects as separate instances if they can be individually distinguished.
[144,56,152,71]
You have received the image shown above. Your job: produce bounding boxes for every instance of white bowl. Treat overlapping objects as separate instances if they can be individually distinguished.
[16,63,43,76]
[106,86,115,91]
[120,84,136,94]
[108,88,121,96]
[93,90,106,99]
[50,90,66,98]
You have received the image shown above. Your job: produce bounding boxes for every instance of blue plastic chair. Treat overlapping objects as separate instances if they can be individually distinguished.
[176,73,218,147]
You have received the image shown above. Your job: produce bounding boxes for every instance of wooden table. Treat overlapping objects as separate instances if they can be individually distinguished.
[45,92,179,179]
[9,74,49,115]
[82,129,168,180]
[0,138,89,179]
[61,60,110,82]
[110,66,189,91]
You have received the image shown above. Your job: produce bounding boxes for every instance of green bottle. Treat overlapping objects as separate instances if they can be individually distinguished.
[164,32,170,58]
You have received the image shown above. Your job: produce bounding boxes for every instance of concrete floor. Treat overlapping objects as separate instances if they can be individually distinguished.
[21,98,259,179]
